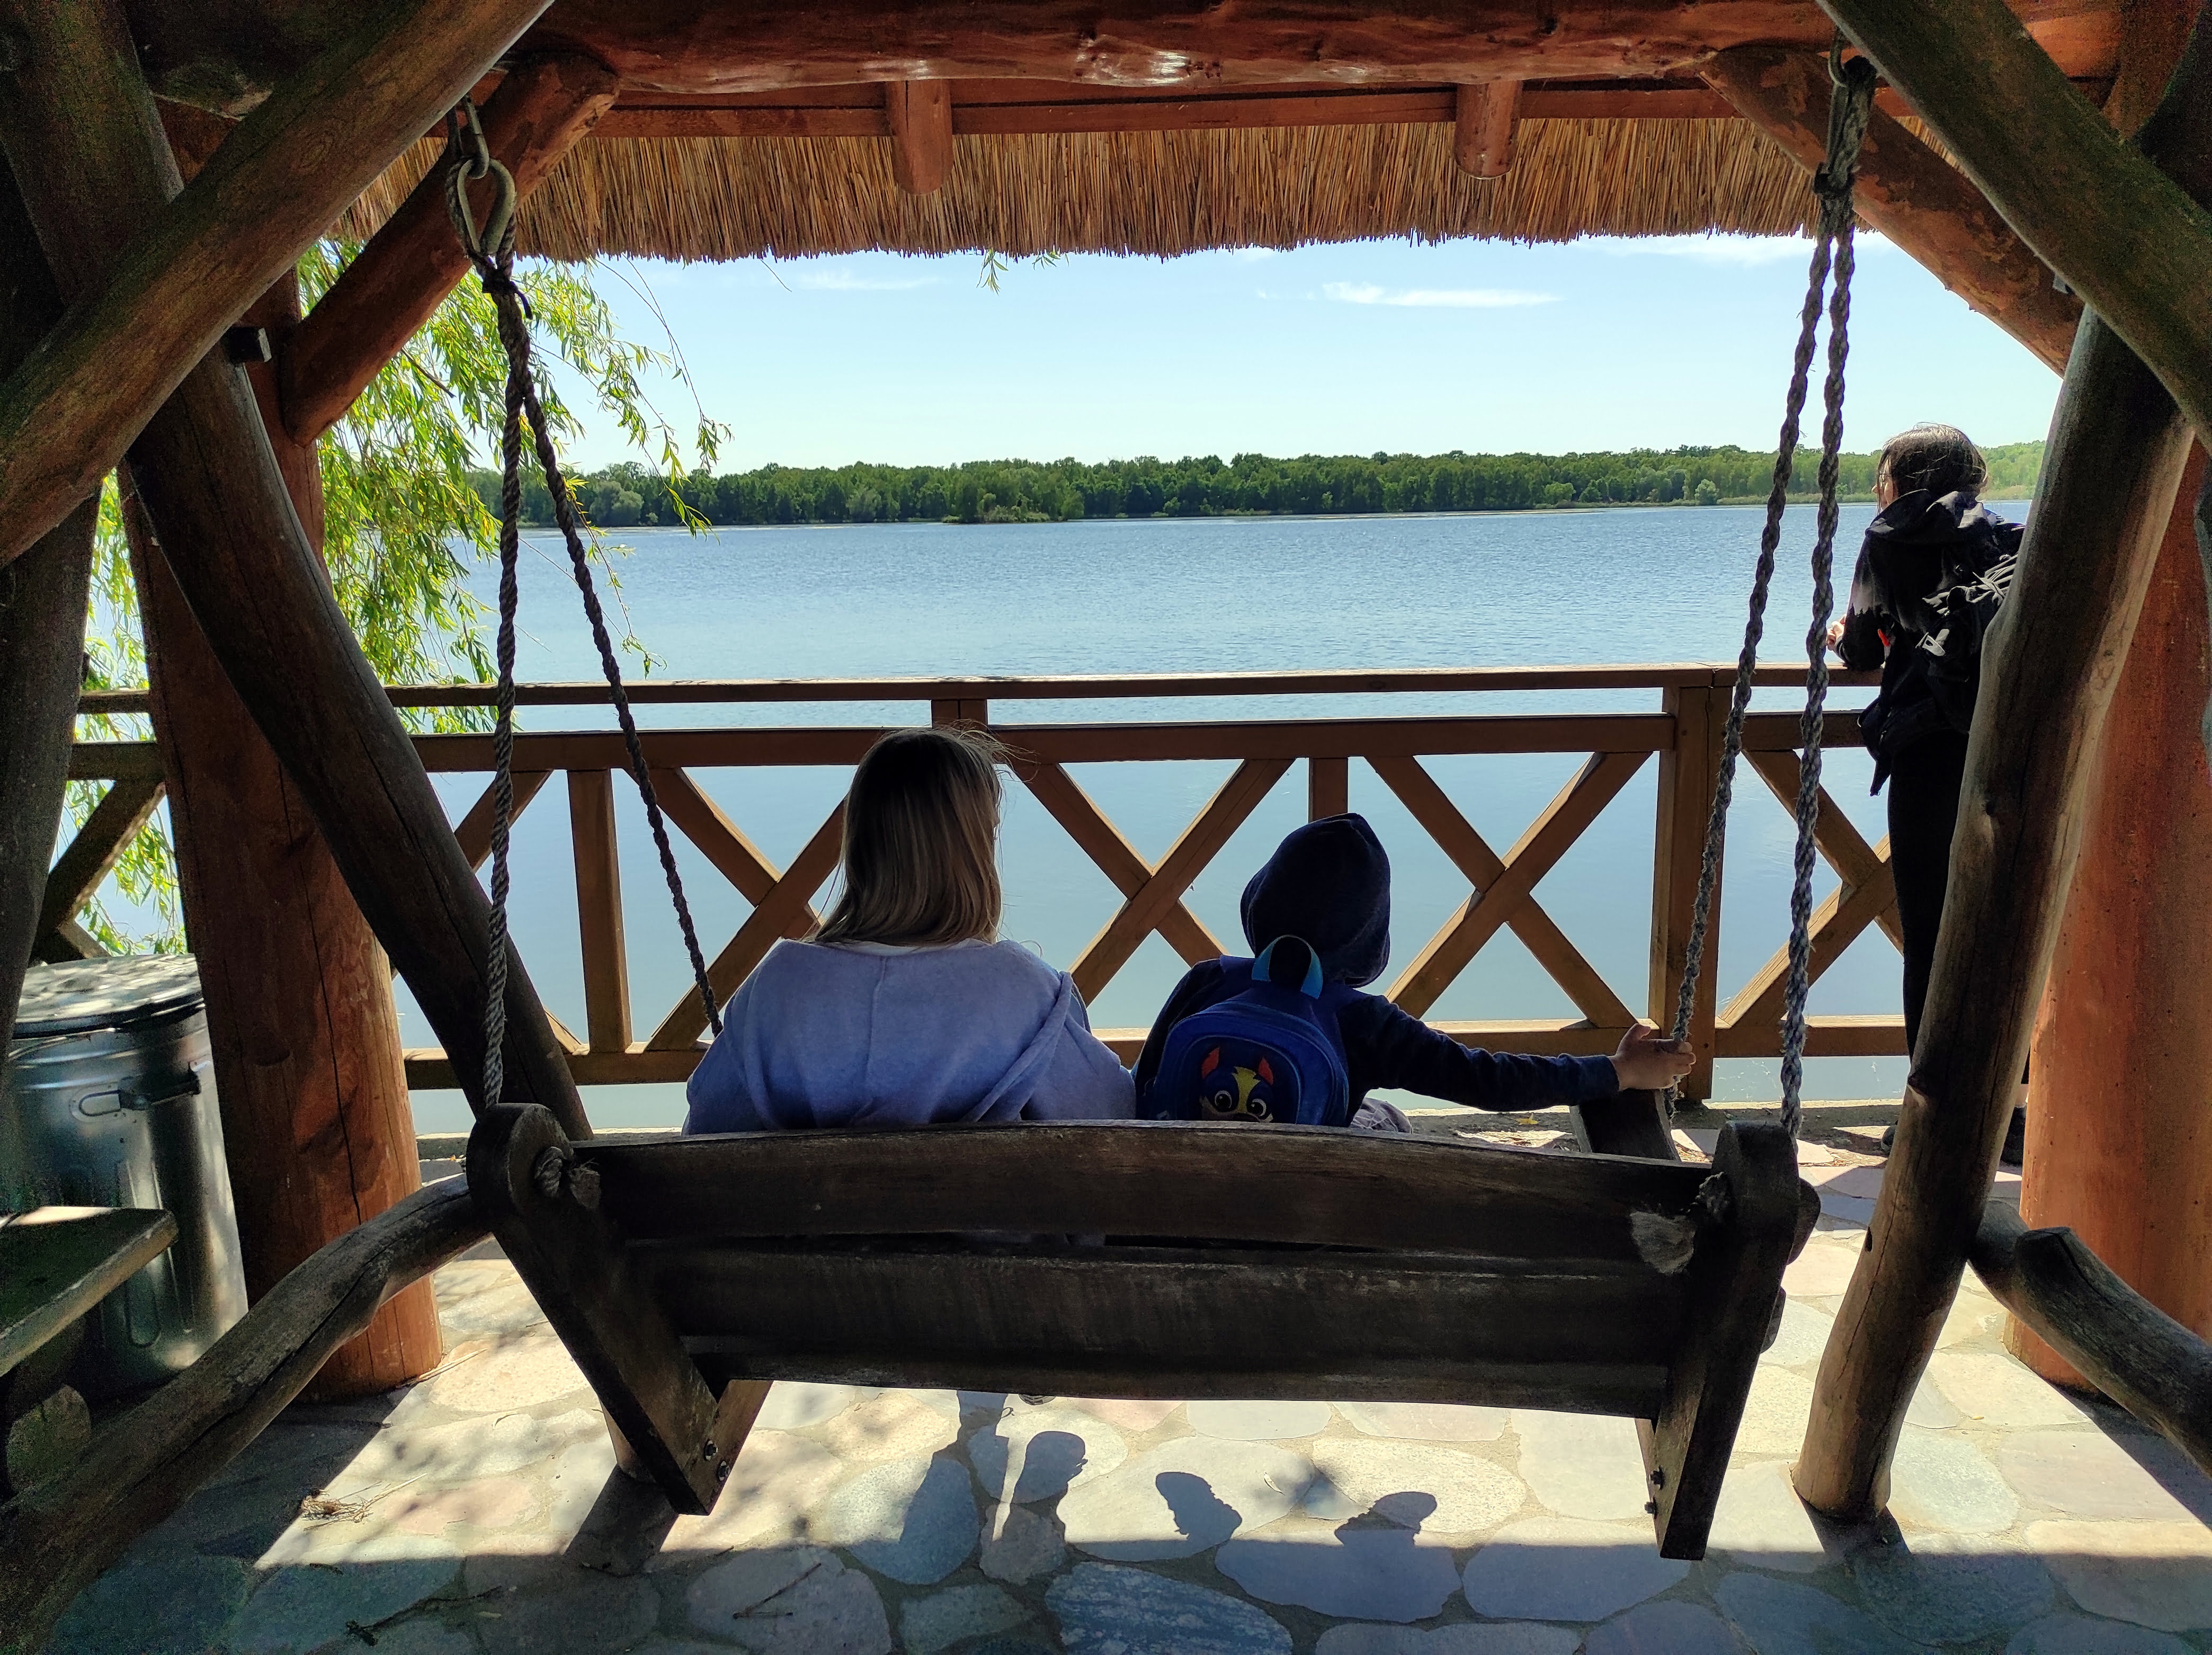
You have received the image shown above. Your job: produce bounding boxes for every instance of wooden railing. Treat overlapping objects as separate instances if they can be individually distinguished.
[64,665,1901,1100]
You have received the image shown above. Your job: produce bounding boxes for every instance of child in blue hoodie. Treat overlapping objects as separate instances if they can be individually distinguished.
[1133,814,1692,1128]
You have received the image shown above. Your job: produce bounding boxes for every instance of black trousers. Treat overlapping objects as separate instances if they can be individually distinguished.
[1886,731,1970,1061]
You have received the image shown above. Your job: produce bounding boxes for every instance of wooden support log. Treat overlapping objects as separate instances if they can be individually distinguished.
[279,52,618,445]
[1818,0,2212,444]
[506,2,2102,97]
[1452,80,1521,176]
[0,1180,485,1655]
[0,0,588,1140]
[1701,46,2081,372]
[884,79,952,194]
[1796,12,2212,1521]
[1970,1200,2212,1477]
[0,0,555,569]
[0,165,95,1047]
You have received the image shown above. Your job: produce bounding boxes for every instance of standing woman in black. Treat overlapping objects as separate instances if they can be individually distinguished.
[1827,425,2026,1160]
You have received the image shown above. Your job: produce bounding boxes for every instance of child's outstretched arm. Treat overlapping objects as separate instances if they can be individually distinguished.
[1343,995,1619,1110]
[1610,1022,1696,1091]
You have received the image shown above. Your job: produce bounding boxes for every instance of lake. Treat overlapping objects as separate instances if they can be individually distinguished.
[402,500,1950,1131]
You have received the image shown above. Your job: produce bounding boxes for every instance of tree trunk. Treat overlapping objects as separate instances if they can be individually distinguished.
[2013,444,2212,1385]
[124,273,439,1399]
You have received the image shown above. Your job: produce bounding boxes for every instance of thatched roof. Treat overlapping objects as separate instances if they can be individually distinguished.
[342,115,1815,263]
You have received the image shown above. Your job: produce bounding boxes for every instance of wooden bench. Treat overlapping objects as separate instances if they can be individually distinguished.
[0,1206,177,1496]
[469,1108,1811,1559]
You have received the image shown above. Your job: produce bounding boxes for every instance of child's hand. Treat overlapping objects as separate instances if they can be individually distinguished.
[1611,1024,1696,1092]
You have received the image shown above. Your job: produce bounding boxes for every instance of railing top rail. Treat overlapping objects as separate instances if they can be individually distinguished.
[78,663,1879,717]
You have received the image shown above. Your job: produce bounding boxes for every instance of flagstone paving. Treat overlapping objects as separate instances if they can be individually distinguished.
[40,1148,2212,1655]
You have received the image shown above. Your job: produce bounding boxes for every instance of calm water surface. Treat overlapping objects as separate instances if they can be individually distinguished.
[405,502,1967,1129]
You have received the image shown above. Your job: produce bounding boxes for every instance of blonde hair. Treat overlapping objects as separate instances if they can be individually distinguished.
[814,727,1005,948]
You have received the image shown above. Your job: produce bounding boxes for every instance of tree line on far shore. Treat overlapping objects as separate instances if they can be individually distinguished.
[470,441,2045,530]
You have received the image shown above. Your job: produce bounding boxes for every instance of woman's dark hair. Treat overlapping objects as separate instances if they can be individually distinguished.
[1877,423,1987,502]
[814,726,1005,948]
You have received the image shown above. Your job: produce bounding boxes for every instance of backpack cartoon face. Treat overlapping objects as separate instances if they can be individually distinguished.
[1197,1046,1280,1123]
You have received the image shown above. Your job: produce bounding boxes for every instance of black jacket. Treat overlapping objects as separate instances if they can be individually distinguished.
[1133,957,1618,1115]
[1838,490,2022,788]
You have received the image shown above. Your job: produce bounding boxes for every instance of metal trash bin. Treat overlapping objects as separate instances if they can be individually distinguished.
[1,956,248,1399]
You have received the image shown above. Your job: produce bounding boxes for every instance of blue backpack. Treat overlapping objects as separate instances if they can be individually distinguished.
[1149,937,1353,1127]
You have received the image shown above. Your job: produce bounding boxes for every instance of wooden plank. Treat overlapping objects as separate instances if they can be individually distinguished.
[0,1208,178,1377]
[279,53,618,443]
[31,774,158,953]
[885,79,952,193]
[1717,867,1901,1041]
[1454,80,1522,175]
[0,1179,484,1654]
[1703,46,2080,372]
[1570,1092,1680,1162]
[65,742,167,784]
[1643,1121,1803,1557]
[1743,748,1903,946]
[654,1243,1678,1417]
[467,1104,726,1514]
[1820,0,2212,447]
[1651,684,1723,1099]
[1307,754,1350,821]
[1070,757,1291,999]
[0,0,558,568]
[568,770,631,1053]
[1969,1200,2212,1477]
[647,804,845,1050]
[1370,754,1634,1027]
[1014,760,1223,965]
[648,768,824,942]
[1389,751,1648,1018]
[452,768,554,870]
[583,1122,1708,1259]
[1799,308,2198,1517]
[1716,1012,1908,1060]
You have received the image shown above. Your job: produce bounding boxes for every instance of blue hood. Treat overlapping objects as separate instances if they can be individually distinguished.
[1239,813,1392,987]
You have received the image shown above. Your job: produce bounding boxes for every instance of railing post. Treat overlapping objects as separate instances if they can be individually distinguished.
[1308,755,1350,820]
[931,697,989,728]
[1651,679,1723,1099]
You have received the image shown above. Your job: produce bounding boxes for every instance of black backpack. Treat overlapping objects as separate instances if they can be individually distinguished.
[1862,492,2023,736]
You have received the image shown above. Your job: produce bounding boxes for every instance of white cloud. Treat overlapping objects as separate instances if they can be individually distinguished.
[1322,281,1558,308]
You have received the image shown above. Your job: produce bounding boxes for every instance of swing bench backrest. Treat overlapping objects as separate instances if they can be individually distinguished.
[468,1109,1809,1560]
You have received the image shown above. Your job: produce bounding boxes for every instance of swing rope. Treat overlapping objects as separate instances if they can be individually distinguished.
[444,100,724,1113]
[1669,48,1877,1141]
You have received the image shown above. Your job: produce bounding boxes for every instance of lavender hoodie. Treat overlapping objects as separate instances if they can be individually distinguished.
[683,938,1134,1133]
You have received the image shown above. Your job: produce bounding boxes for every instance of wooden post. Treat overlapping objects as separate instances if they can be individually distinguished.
[1796,316,2192,1516]
[279,52,618,445]
[1702,47,2080,372]
[121,275,440,1399]
[885,79,952,194]
[2012,446,2212,1386]
[0,0,588,1142]
[1796,6,2212,1522]
[0,169,95,1059]
[1453,81,1521,177]
[1650,681,1722,1099]
[1308,756,1350,821]
[0,0,556,569]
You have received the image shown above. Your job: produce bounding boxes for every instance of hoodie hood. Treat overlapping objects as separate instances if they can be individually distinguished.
[1852,488,2016,637]
[1239,813,1392,987]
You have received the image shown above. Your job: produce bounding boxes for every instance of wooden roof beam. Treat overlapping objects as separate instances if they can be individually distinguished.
[0,0,557,570]
[885,78,952,193]
[1702,47,2082,371]
[280,52,618,446]
[1819,0,2212,446]
[1454,80,1522,176]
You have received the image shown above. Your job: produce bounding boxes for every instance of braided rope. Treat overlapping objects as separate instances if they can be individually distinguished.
[447,104,723,1114]
[1671,53,1876,1138]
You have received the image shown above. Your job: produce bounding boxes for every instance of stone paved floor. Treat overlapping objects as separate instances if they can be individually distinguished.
[42,1144,2212,1655]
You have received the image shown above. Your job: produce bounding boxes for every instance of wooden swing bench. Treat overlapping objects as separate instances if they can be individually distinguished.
[468,1105,1815,1560]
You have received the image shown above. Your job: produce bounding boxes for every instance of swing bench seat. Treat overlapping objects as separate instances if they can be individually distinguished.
[467,1107,1813,1560]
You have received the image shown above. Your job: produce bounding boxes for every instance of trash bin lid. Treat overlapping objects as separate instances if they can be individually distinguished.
[12,956,204,1038]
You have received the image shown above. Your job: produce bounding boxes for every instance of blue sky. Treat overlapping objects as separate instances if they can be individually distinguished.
[554,232,2063,472]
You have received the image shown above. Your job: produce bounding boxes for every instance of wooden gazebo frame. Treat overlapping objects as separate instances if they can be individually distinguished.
[3,0,2211,1644]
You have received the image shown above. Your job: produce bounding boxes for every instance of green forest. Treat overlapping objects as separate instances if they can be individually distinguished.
[470,441,2045,531]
